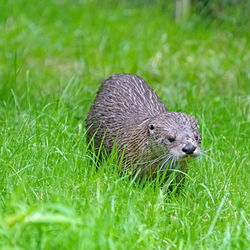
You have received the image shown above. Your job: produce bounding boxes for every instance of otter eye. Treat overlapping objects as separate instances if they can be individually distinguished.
[195,135,200,141]
[148,125,154,130]
[147,124,155,134]
[148,124,155,130]
[168,137,175,143]
[195,135,201,144]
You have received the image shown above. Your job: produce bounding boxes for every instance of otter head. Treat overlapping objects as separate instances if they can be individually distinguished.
[146,112,201,162]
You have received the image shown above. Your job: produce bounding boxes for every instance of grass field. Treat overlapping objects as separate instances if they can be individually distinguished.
[0,0,249,249]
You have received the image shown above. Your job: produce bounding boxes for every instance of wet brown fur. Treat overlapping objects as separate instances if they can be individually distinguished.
[85,73,201,182]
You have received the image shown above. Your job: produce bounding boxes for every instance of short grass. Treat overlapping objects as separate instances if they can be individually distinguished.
[0,0,249,249]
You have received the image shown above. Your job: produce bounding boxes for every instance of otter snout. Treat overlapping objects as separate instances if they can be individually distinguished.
[182,143,196,155]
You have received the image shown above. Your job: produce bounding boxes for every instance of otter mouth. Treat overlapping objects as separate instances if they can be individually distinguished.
[180,154,198,161]
[159,155,179,172]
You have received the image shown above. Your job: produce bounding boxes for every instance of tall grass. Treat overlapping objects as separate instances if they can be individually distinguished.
[0,0,249,249]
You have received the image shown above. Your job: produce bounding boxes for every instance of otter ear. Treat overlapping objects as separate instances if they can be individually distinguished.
[147,124,155,134]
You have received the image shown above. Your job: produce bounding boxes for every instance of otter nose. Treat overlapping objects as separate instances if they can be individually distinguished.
[182,143,196,155]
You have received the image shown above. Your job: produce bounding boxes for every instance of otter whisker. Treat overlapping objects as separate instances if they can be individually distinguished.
[200,151,216,164]
[137,153,169,166]
[138,153,172,177]
[136,156,167,175]
[159,155,174,173]
[169,158,174,170]
[167,156,178,171]
[160,155,172,170]
[200,146,212,152]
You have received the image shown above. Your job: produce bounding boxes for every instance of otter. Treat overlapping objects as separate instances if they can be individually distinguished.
[85,73,201,185]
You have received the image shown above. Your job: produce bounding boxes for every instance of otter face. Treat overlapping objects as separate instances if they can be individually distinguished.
[147,112,201,160]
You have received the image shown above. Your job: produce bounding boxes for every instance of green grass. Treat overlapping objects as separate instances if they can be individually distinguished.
[0,0,249,249]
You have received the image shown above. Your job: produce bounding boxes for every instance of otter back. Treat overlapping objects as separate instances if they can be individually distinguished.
[85,73,167,152]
